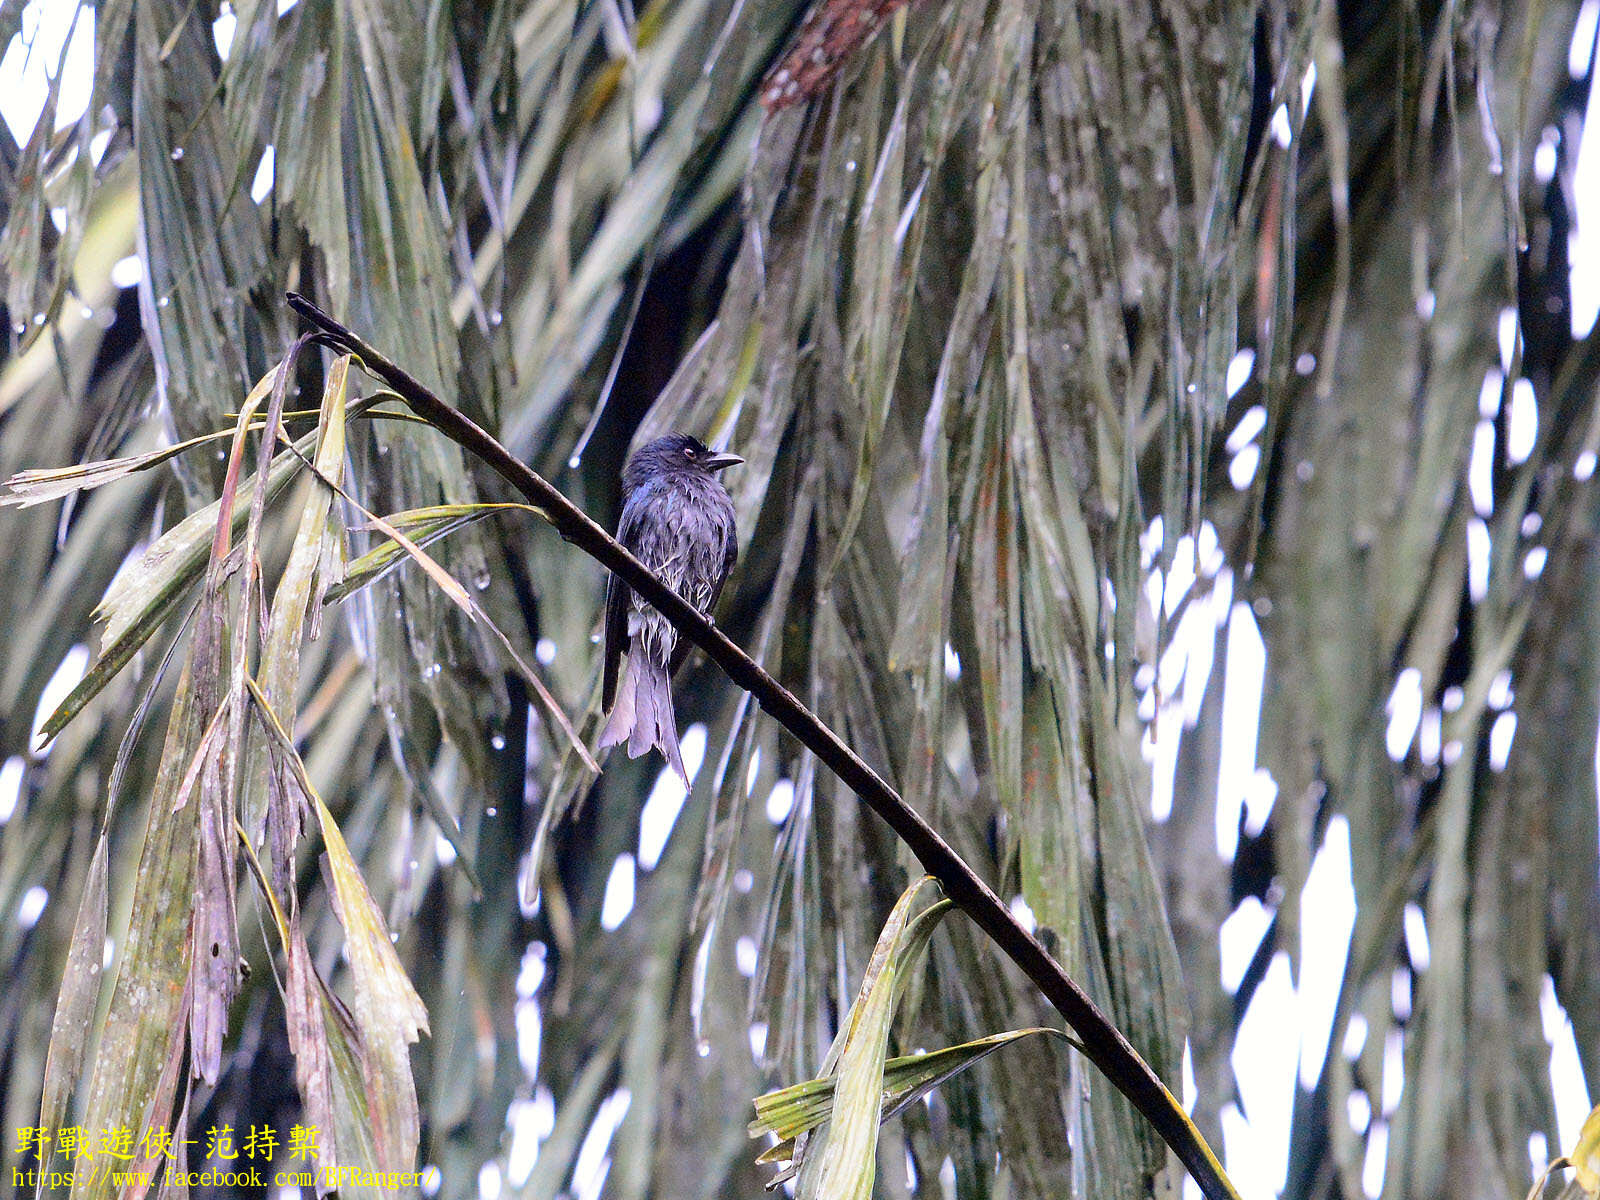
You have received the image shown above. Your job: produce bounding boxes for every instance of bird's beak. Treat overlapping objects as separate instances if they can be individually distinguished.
[704,452,744,472]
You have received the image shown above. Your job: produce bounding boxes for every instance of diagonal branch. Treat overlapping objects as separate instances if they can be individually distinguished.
[285,292,1241,1200]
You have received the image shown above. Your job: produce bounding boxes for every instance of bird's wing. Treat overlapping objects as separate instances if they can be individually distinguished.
[706,504,738,615]
[601,569,629,709]
[603,485,651,709]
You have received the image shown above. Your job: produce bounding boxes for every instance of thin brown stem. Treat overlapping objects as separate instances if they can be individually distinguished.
[285,291,1240,1200]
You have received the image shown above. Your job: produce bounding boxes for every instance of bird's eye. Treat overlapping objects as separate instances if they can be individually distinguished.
[683,446,695,458]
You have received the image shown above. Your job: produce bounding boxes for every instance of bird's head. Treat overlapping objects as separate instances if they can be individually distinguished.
[629,433,744,481]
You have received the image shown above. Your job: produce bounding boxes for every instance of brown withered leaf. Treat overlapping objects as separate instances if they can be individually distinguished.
[236,813,342,1191]
[191,714,239,1086]
[761,0,924,110]
[287,916,342,1190]
[34,837,110,1191]
[122,975,193,1200]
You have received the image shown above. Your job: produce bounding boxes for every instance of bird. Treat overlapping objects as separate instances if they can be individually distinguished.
[598,433,742,785]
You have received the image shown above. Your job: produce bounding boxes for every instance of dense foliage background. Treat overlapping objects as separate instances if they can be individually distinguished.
[0,1,1596,1199]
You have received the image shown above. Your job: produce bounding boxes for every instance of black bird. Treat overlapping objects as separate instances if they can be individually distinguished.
[599,433,741,784]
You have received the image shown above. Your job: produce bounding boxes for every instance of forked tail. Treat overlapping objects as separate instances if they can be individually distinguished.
[598,653,689,787]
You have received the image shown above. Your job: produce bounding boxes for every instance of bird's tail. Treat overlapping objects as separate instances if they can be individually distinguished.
[597,654,688,787]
